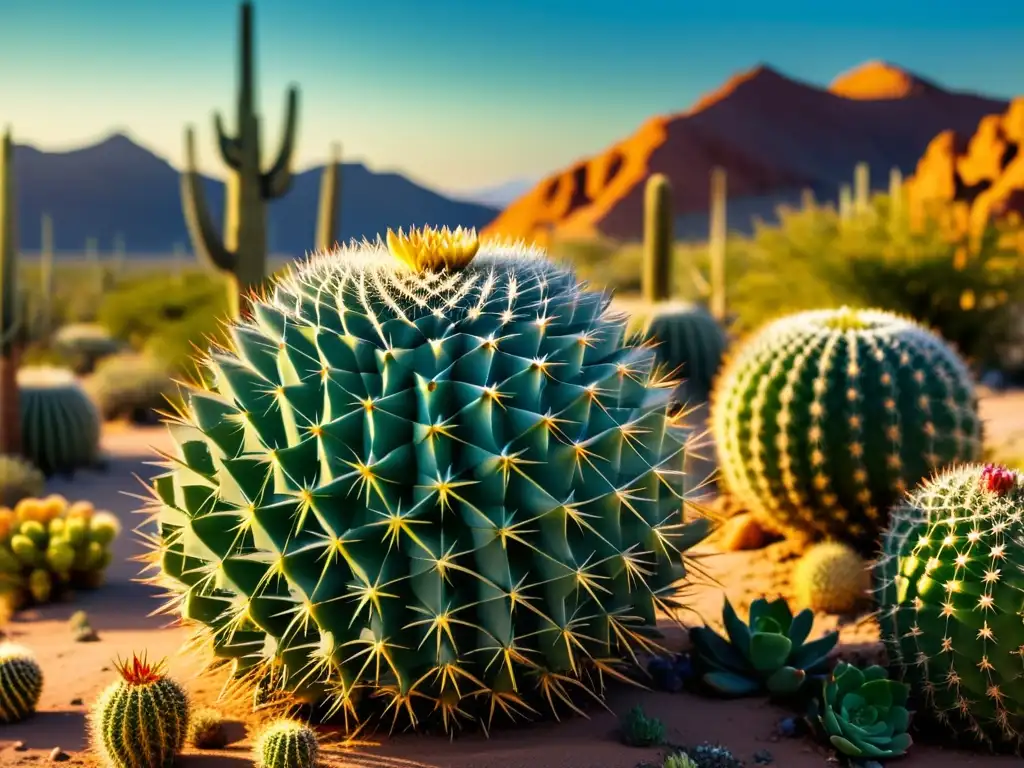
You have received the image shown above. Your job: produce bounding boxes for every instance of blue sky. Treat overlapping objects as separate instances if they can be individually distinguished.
[1,0,1021,193]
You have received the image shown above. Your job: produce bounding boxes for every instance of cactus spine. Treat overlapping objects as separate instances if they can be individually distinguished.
[708,167,727,321]
[254,720,319,768]
[854,162,870,214]
[642,173,672,302]
[315,143,341,252]
[0,127,21,456]
[180,1,299,320]
[89,654,190,768]
[0,643,43,723]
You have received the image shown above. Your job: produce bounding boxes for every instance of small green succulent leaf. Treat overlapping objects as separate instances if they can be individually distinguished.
[888,705,910,733]
[858,678,895,708]
[765,665,805,695]
[702,671,762,697]
[747,597,770,627]
[787,630,839,671]
[749,632,793,672]
[888,732,913,755]
[786,607,814,647]
[762,597,794,631]
[689,626,749,671]
[829,734,864,757]
[833,662,864,694]
[861,664,887,682]
[721,599,752,653]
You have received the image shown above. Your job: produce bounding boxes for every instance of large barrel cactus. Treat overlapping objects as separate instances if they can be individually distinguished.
[711,307,981,550]
[876,463,1024,750]
[150,225,712,732]
[18,367,102,475]
[627,302,727,406]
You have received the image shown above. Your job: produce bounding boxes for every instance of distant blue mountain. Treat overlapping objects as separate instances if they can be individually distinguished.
[11,133,499,257]
[448,177,539,208]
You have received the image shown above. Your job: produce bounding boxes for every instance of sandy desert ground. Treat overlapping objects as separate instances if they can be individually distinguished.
[2,391,1024,767]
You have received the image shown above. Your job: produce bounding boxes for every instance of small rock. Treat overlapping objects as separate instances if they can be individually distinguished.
[13,740,26,751]
[753,749,774,765]
[100,665,111,672]
[74,626,100,642]
[49,746,69,761]
[70,698,83,706]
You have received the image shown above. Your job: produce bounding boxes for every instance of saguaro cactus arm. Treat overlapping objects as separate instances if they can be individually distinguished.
[213,113,242,170]
[181,126,236,274]
[261,87,299,199]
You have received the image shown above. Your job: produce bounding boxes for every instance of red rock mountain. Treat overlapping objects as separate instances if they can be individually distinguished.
[484,61,1009,242]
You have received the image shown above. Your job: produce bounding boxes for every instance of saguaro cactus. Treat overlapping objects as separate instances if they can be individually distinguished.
[708,167,727,321]
[0,128,21,456]
[642,173,673,302]
[888,166,903,220]
[315,143,341,252]
[180,1,299,319]
[39,214,54,337]
[854,162,870,214]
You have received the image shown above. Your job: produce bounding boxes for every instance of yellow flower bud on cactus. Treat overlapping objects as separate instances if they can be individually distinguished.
[40,494,68,522]
[794,541,869,615]
[64,517,87,547]
[83,542,105,570]
[28,569,52,603]
[0,509,13,541]
[49,517,65,536]
[45,542,76,575]
[66,500,94,522]
[386,225,481,273]
[18,520,46,548]
[9,535,40,567]
[88,512,121,547]
[13,498,40,523]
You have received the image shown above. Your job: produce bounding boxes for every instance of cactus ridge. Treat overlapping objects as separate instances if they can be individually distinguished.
[17,367,102,475]
[876,463,1024,750]
[89,654,190,768]
[0,643,43,723]
[255,719,319,768]
[711,307,982,550]
[149,232,711,733]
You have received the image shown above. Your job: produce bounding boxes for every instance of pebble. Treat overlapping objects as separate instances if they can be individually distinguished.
[13,740,26,751]
[49,746,69,761]
[70,698,83,706]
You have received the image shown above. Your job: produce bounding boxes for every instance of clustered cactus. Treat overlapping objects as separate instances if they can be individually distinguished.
[89,653,190,768]
[793,541,868,615]
[254,719,320,768]
[619,704,665,747]
[876,462,1024,750]
[17,366,103,475]
[712,306,982,551]
[0,496,120,608]
[150,224,712,732]
[0,642,43,723]
[189,707,229,749]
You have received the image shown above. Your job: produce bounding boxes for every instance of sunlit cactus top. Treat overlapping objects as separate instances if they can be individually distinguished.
[113,653,168,686]
[150,224,710,733]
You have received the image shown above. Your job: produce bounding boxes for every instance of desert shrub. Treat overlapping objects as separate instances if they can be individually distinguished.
[87,352,178,423]
[51,323,124,374]
[0,456,44,507]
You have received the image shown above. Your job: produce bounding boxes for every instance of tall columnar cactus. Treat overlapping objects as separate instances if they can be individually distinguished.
[180,1,299,320]
[889,167,904,221]
[643,173,673,302]
[708,167,727,322]
[89,654,190,768]
[150,225,713,733]
[105,232,125,291]
[0,127,20,457]
[711,307,982,551]
[254,720,319,768]
[39,213,54,337]
[838,184,852,221]
[854,162,870,214]
[0,643,43,723]
[876,463,1024,750]
[315,143,341,252]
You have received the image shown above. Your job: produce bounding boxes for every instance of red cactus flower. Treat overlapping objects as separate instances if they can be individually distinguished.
[113,652,167,686]
[980,463,1018,495]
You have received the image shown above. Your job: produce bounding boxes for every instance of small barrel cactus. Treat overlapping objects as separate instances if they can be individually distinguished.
[877,463,1024,749]
[627,301,727,406]
[87,352,176,423]
[89,653,190,767]
[254,719,319,768]
[0,642,44,723]
[17,366,102,475]
[711,306,982,551]
[189,707,229,749]
[793,541,868,614]
[151,225,713,731]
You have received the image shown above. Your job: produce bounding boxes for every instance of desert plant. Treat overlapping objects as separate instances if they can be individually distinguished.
[643,173,673,302]
[180,1,298,319]
[88,352,176,423]
[793,542,868,615]
[683,743,743,768]
[89,653,190,767]
[0,455,44,506]
[189,707,229,749]
[711,306,982,552]
[619,705,665,747]
[17,366,102,475]
[876,462,1024,750]
[808,661,913,759]
[663,753,699,768]
[51,323,123,374]
[689,596,838,697]
[315,143,341,252]
[254,719,319,768]
[627,301,727,406]
[0,642,43,723]
[150,225,714,732]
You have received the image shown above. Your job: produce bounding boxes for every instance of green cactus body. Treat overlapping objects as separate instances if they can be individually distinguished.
[315,143,341,252]
[876,463,1024,750]
[627,301,726,406]
[151,226,712,732]
[708,167,727,322]
[711,307,981,550]
[642,173,673,302]
[0,643,43,723]
[17,367,102,475]
[0,128,21,457]
[90,654,189,768]
[180,1,299,320]
[255,720,319,768]
[793,541,867,615]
